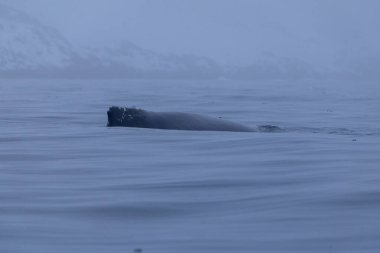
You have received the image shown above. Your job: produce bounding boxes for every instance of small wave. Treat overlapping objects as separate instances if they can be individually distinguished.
[286,127,380,136]
[257,125,283,133]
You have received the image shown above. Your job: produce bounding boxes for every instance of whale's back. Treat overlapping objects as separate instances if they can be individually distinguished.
[107,107,255,132]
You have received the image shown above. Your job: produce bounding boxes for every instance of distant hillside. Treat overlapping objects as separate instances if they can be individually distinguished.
[0,4,74,76]
[1,3,379,80]
[0,4,221,79]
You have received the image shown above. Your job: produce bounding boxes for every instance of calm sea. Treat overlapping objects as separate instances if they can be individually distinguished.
[1,79,379,253]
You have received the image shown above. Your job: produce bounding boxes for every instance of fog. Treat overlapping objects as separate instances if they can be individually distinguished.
[1,0,380,79]
[2,2,380,252]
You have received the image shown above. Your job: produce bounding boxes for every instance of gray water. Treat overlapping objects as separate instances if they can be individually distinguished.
[1,79,379,253]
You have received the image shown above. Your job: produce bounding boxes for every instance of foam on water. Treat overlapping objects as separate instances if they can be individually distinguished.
[0,79,379,253]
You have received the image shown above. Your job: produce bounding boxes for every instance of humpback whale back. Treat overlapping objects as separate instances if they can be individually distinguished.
[107,106,255,132]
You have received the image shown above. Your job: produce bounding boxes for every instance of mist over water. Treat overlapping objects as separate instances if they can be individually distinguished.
[1,1,380,253]
[4,1,380,61]
[1,0,380,79]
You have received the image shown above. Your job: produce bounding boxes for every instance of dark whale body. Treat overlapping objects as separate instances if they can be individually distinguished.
[107,106,256,132]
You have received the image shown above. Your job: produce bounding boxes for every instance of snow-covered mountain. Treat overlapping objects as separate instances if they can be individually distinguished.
[1,3,379,80]
[0,4,74,74]
[0,4,220,79]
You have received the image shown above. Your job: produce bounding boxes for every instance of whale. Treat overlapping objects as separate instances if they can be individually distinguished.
[107,106,259,132]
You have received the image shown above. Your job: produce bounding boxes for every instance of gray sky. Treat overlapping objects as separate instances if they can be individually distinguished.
[2,0,380,65]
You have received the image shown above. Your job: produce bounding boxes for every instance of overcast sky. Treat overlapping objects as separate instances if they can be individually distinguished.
[2,0,380,65]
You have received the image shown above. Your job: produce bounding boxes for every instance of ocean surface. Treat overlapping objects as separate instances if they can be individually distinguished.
[1,79,379,253]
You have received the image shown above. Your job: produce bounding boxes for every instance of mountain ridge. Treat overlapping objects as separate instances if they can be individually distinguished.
[0,4,221,79]
[1,3,379,80]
